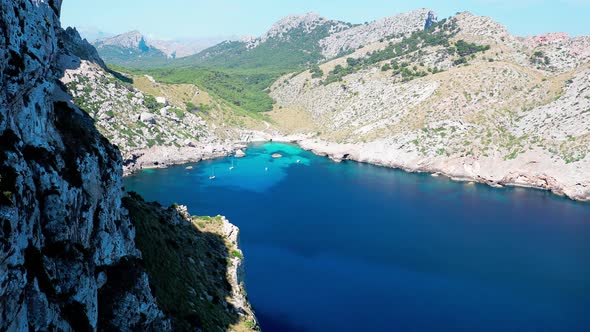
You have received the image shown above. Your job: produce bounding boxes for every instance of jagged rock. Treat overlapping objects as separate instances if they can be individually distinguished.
[139,112,156,124]
[319,9,434,58]
[184,139,198,147]
[156,96,167,105]
[424,10,438,29]
[235,149,246,158]
[59,27,106,68]
[122,197,259,330]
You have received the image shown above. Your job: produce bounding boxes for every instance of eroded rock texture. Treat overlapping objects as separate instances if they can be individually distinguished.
[0,1,169,330]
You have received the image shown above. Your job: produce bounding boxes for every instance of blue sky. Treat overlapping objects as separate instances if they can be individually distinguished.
[61,0,590,40]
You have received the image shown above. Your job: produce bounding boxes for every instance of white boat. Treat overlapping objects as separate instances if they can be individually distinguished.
[209,168,216,180]
[296,159,301,164]
[265,167,269,171]
[229,158,235,171]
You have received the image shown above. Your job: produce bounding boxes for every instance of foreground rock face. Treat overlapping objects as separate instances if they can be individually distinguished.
[0,1,182,330]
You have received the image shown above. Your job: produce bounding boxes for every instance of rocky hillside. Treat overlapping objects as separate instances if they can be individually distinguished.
[182,12,352,71]
[183,10,434,70]
[0,1,257,330]
[135,10,438,116]
[319,9,435,59]
[269,12,590,200]
[60,28,264,173]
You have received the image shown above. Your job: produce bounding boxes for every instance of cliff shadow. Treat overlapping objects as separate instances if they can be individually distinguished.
[123,192,257,331]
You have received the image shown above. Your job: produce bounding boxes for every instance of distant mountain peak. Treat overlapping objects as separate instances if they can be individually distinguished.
[95,30,147,49]
[260,12,349,43]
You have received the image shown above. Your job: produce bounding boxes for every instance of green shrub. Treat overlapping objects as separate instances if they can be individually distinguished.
[310,65,323,78]
[230,250,243,259]
[185,101,196,112]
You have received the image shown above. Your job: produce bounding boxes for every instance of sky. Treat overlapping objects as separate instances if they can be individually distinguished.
[61,0,590,40]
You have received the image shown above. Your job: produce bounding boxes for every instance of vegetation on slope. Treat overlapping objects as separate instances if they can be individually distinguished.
[178,21,351,70]
[321,18,490,84]
[123,193,258,332]
[143,67,278,114]
[117,20,351,113]
[96,44,172,68]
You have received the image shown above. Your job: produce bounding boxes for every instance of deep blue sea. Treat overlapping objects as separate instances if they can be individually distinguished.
[124,142,590,332]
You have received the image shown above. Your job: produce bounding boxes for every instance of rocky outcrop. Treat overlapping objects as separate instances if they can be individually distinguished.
[424,10,438,29]
[0,0,171,330]
[319,9,434,59]
[262,12,349,43]
[235,149,246,158]
[123,195,259,331]
[59,27,106,69]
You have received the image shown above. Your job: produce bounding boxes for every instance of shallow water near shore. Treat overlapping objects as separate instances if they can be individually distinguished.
[124,142,590,332]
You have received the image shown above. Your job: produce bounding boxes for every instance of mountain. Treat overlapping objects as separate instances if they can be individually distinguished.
[58,8,590,200]
[141,10,437,115]
[76,25,114,41]
[148,36,231,58]
[93,31,170,67]
[182,9,434,70]
[0,1,258,330]
[269,12,590,200]
[92,31,226,67]
[1,2,167,329]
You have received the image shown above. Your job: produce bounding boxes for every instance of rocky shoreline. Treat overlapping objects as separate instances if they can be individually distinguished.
[122,142,245,176]
[295,139,590,202]
[126,135,590,202]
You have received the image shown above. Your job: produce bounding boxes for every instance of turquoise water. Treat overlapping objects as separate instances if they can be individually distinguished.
[124,142,590,332]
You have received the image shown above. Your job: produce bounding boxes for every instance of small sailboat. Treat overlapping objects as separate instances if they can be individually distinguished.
[296,159,301,164]
[264,167,269,172]
[229,158,235,171]
[209,167,216,180]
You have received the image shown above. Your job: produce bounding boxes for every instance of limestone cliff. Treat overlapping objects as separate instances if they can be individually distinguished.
[0,1,257,330]
[0,0,169,329]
